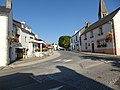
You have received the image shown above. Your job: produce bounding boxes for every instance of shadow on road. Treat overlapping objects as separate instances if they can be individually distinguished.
[0,66,113,90]
[48,66,113,90]
[79,55,120,68]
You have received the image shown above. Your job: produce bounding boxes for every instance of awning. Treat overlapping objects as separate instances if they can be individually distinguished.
[29,40,45,44]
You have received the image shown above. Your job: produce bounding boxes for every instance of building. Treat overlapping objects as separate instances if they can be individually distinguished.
[81,0,120,55]
[0,0,46,66]
[71,0,120,55]
[13,20,35,59]
[52,44,58,51]
[13,20,46,58]
[70,30,80,51]
[0,0,13,66]
[70,25,87,51]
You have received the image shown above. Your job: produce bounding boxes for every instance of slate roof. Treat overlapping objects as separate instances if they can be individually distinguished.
[35,38,42,41]
[13,19,35,36]
[81,7,120,35]
[13,19,21,27]
[21,29,35,36]
[0,6,11,13]
[71,27,86,37]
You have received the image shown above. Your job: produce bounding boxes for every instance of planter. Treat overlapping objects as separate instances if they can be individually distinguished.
[106,32,112,42]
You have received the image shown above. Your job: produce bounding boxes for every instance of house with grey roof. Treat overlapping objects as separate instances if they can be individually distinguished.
[70,26,86,51]
[80,0,120,55]
[13,20,46,58]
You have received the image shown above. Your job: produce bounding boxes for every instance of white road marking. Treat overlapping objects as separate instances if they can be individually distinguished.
[53,59,72,63]
[53,59,62,62]
[63,59,72,62]
[49,86,64,90]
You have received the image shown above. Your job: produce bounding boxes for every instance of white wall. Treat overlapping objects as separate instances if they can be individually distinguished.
[113,10,120,55]
[70,32,81,51]
[28,43,34,57]
[0,16,8,66]
[81,22,113,53]
[19,29,35,57]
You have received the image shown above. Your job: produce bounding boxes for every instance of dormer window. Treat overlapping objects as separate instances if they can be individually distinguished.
[21,24,24,28]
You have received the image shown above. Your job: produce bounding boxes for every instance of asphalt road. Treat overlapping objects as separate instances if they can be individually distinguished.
[0,51,120,90]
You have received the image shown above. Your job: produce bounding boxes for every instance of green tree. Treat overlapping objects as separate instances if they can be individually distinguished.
[58,36,71,50]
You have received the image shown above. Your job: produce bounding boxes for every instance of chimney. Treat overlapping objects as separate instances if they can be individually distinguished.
[85,22,91,28]
[6,0,12,9]
[74,30,78,34]
[35,34,39,39]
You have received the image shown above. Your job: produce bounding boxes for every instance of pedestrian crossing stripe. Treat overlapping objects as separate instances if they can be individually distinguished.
[53,59,72,63]
[49,86,64,90]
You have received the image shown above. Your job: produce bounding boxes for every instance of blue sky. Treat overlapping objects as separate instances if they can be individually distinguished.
[1,0,120,44]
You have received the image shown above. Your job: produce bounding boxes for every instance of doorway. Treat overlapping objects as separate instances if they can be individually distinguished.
[9,47,12,62]
[91,43,95,53]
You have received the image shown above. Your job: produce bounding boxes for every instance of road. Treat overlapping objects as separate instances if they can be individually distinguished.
[0,51,120,90]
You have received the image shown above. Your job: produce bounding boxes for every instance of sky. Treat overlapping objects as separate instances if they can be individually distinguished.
[1,0,120,44]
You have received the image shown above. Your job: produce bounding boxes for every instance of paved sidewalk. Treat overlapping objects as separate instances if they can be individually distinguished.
[75,51,120,60]
[78,51,120,58]
[0,51,61,70]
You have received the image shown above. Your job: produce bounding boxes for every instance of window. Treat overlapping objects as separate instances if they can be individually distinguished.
[25,36,27,42]
[90,31,94,38]
[97,39,106,48]
[76,36,78,42]
[103,13,107,18]
[8,31,10,35]
[71,39,73,43]
[84,33,87,40]
[85,43,87,49]
[12,30,14,35]
[30,37,33,39]
[79,37,81,46]
[98,27,103,36]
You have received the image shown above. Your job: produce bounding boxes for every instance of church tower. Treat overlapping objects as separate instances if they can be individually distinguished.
[98,0,108,19]
[6,0,12,9]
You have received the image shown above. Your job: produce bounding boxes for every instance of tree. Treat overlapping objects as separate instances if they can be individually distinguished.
[58,36,71,50]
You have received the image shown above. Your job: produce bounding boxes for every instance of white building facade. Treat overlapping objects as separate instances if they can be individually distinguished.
[0,0,13,66]
[81,1,120,55]
[70,27,86,51]
[70,31,80,51]
[13,20,46,58]
[0,0,46,66]
[70,0,120,55]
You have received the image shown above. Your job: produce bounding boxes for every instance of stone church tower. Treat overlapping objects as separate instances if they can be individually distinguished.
[98,0,108,19]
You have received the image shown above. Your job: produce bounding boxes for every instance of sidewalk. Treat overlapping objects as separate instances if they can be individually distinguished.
[0,51,61,70]
[76,51,120,59]
[65,51,120,70]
